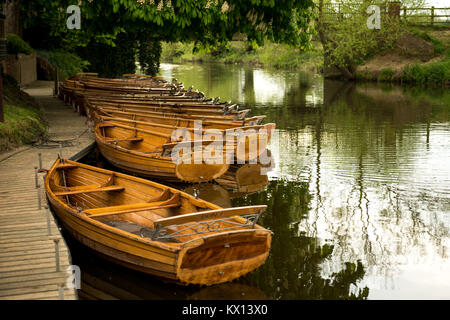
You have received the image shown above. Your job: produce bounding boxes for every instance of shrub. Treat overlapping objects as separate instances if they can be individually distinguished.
[37,50,90,79]
[356,72,374,81]
[401,61,450,85]
[0,76,47,151]
[378,68,395,82]
[6,33,34,55]
[402,64,425,83]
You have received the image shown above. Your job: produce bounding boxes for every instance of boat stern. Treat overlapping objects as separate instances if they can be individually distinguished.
[175,229,272,286]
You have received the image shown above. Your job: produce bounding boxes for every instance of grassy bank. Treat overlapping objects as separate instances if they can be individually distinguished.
[162,41,323,72]
[356,27,450,86]
[0,75,47,152]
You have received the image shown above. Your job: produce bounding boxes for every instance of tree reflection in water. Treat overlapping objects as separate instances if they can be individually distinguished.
[233,179,369,299]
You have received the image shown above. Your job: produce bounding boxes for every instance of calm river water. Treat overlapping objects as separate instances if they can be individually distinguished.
[71,62,450,300]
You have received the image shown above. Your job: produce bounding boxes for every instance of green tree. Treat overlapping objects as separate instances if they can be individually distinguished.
[137,31,162,76]
[317,0,402,79]
[21,0,316,77]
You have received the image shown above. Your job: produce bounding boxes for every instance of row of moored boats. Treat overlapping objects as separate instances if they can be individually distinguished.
[44,73,275,286]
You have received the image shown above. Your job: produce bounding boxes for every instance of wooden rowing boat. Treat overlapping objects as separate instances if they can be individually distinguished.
[84,96,233,109]
[86,101,250,121]
[90,107,266,129]
[76,75,177,88]
[45,158,272,285]
[94,122,231,182]
[83,99,244,119]
[61,88,211,113]
[95,115,274,162]
[75,78,191,95]
[60,84,204,107]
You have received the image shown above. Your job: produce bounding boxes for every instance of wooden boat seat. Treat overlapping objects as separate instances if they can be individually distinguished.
[84,192,181,217]
[105,137,143,143]
[153,205,267,228]
[54,185,125,196]
[53,172,119,196]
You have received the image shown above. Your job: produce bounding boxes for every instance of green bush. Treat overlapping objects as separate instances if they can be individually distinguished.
[6,33,34,55]
[0,76,47,151]
[161,42,190,60]
[37,50,90,79]
[425,61,450,84]
[356,72,373,81]
[401,61,450,85]
[378,68,395,82]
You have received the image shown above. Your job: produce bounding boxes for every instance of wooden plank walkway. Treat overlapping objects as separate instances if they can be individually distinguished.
[0,81,95,300]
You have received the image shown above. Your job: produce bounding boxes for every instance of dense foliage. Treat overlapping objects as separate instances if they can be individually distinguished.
[0,75,47,151]
[317,0,402,78]
[137,33,162,76]
[36,50,91,79]
[6,34,34,55]
[21,0,316,77]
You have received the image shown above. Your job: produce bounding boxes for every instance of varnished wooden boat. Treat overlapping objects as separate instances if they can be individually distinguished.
[59,77,197,105]
[86,101,250,121]
[45,158,272,285]
[89,106,266,128]
[84,99,245,119]
[95,114,273,164]
[60,84,205,109]
[62,89,211,113]
[95,114,274,162]
[84,96,234,109]
[76,75,177,88]
[77,91,220,104]
[75,77,192,95]
[95,122,232,182]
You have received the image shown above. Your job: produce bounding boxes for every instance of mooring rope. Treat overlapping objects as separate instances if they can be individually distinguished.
[33,127,91,149]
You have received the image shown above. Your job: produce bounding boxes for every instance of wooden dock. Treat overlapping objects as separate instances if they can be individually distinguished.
[0,81,94,300]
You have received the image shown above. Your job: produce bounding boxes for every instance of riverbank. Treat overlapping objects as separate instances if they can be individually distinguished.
[161,41,323,72]
[0,75,48,152]
[162,26,450,86]
[355,28,450,86]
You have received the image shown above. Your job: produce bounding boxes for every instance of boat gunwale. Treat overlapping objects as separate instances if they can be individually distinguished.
[45,159,269,254]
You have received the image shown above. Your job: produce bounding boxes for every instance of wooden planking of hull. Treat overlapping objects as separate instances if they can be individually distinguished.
[94,122,231,183]
[94,114,275,162]
[86,102,250,122]
[84,96,235,110]
[45,158,272,285]
[89,106,266,129]
[84,100,247,119]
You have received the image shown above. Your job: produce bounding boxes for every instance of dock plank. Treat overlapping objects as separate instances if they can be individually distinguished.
[0,81,94,300]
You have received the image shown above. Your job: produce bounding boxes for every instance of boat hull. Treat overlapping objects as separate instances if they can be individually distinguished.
[45,159,272,285]
[95,124,230,183]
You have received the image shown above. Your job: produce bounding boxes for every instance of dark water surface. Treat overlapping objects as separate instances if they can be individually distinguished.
[71,62,450,300]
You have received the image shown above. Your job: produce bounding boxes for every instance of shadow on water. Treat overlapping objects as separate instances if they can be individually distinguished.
[60,62,450,300]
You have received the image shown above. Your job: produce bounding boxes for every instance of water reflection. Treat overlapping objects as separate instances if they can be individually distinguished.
[65,230,268,300]
[232,179,369,299]
[161,62,450,299]
[69,62,449,300]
